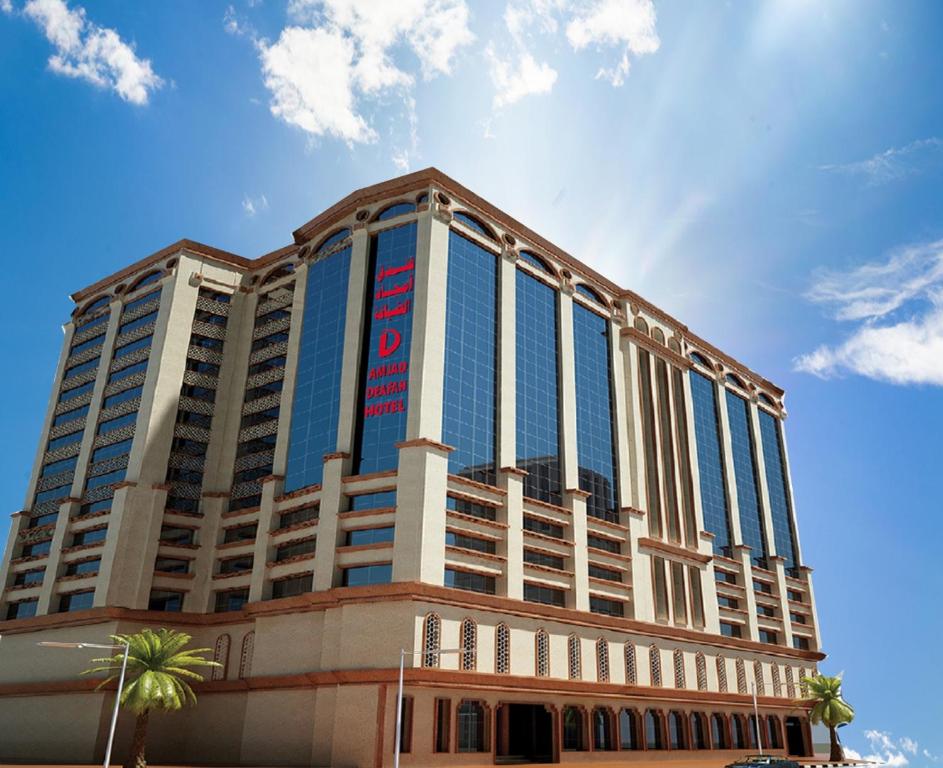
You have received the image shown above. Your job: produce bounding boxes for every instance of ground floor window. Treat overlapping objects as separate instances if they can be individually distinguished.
[619,708,639,750]
[669,711,687,749]
[592,707,614,750]
[562,706,585,751]
[456,700,487,752]
[398,696,413,753]
[645,709,663,749]
[434,698,450,753]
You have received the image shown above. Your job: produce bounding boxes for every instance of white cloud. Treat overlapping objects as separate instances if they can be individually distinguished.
[565,0,660,85]
[1,0,13,13]
[242,193,269,217]
[796,239,943,385]
[22,0,163,105]
[259,0,472,147]
[223,5,255,38]
[844,730,936,768]
[487,46,557,108]
[819,137,943,186]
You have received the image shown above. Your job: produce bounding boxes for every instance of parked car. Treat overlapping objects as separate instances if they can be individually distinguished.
[726,757,801,768]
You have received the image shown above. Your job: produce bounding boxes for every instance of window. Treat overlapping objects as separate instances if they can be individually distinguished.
[523,582,564,607]
[757,604,776,617]
[715,569,737,584]
[345,526,394,546]
[275,538,317,561]
[113,335,152,358]
[398,695,414,754]
[218,555,253,575]
[649,645,662,686]
[342,563,392,586]
[736,659,748,694]
[624,643,637,684]
[59,380,95,403]
[434,698,451,752]
[97,412,137,435]
[47,429,84,452]
[22,540,52,558]
[563,706,586,751]
[519,250,551,273]
[445,531,496,554]
[6,599,38,620]
[316,228,351,253]
[759,411,799,571]
[64,356,100,379]
[149,590,183,611]
[34,483,71,505]
[79,499,112,517]
[596,639,610,682]
[689,565,705,628]
[720,621,743,638]
[348,491,396,510]
[250,331,289,352]
[566,634,581,680]
[587,534,621,553]
[459,618,477,671]
[593,708,614,750]
[91,438,134,463]
[154,558,189,574]
[711,714,729,748]
[376,202,417,220]
[271,573,313,598]
[637,351,662,537]
[453,212,495,239]
[456,701,487,752]
[108,360,148,383]
[589,596,624,617]
[645,710,663,749]
[727,391,769,565]
[13,569,45,586]
[423,614,441,668]
[123,290,160,313]
[652,556,669,621]
[535,629,550,677]
[589,564,622,582]
[793,636,811,651]
[53,404,89,427]
[247,355,286,376]
[71,527,107,547]
[41,456,78,477]
[732,716,747,749]
[70,331,105,355]
[64,558,100,577]
[223,524,258,544]
[58,590,94,612]
[186,358,220,375]
[177,410,213,429]
[669,711,687,749]
[85,468,126,490]
[495,623,510,674]
[171,437,208,456]
[28,512,59,528]
[215,589,249,613]
[118,311,157,335]
[754,579,773,594]
[180,384,216,402]
[673,649,686,689]
[524,549,564,569]
[790,611,807,624]
[353,224,417,475]
[446,495,496,521]
[188,334,223,352]
[444,568,495,594]
[442,231,498,486]
[516,268,562,505]
[788,588,804,602]
[166,466,204,486]
[716,657,729,692]
[522,515,563,539]
[158,526,194,546]
[572,303,619,522]
[718,595,739,609]
[279,505,319,529]
[696,652,708,691]
[620,709,639,750]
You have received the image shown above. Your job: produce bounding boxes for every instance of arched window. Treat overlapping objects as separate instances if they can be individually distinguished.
[651,327,666,344]
[422,613,441,668]
[453,211,496,240]
[772,664,782,697]
[619,709,639,750]
[634,316,649,333]
[460,618,477,671]
[690,712,708,749]
[129,271,162,292]
[748,715,761,749]
[645,709,663,749]
[624,642,637,684]
[725,372,747,389]
[767,716,782,748]
[519,250,552,274]
[456,700,487,752]
[212,633,230,680]
[668,337,682,354]
[786,666,797,699]
[80,296,111,315]
[416,192,429,205]
[562,706,586,751]
[567,634,581,680]
[596,638,609,682]
[593,707,615,751]
[649,644,662,686]
[574,283,606,306]
[732,715,747,749]
[261,263,295,286]
[716,656,728,692]
[754,660,766,695]
[668,711,687,749]
[315,228,351,254]
[375,201,416,221]
[495,623,510,674]
[799,668,810,697]
[696,652,708,691]
[711,713,728,749]
[736,658,747,694]
[690,351,711,367]
[759,393,775,406]
[673,649,686,689]
[535,629,549,677]
[238,631,254,679]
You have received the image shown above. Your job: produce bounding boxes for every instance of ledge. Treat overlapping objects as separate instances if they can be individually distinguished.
[637,537,712,565]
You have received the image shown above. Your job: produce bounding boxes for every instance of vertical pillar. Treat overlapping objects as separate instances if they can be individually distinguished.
[311,454,346,591]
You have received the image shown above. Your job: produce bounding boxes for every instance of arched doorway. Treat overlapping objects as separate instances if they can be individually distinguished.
[496,703,555,763]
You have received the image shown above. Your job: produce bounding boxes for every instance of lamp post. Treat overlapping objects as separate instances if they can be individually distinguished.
[751,681,764,755]
[393,646,467,768]
[39,639,130,768]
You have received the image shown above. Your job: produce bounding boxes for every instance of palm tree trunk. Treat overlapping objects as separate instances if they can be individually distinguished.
[829,725,843,762]
[124,711,149,768]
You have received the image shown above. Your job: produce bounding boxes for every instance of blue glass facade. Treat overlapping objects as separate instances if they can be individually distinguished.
[759,411,799,572]
[572,303,618,521]
[284,246,353,491]
[354,223,417,475]
[515,268,561,505]
[725,391,768,565]
[442,231,498,486]
[690,372,732,554]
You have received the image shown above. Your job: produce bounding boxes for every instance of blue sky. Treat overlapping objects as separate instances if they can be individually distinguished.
[1,1,941,762]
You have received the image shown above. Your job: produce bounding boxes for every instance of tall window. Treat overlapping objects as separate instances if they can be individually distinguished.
[563,707,585,751]
[691,712,708,749]
[711,713,729,749]
[515,269,561,505]
[423,613,441,668]
[726,391,769,565]
[754,660,766,695]
[619,709,638,749]
[460,618,477,671]
[593,708,614,751]
[495,623,510,674]
[354,223,417,474]
[284,246,352,490]
[442,231,498,486]
[456,701,487,752]
[696,652,708,691]
[535,629,550,677]
[649,644,662,686]
[572,303,619,521]
[690,371,733,554]
[673,649,686,689]
[596,638,610,682]
[759,411,800,572]
[669,711,687,749]
[567,634,581,680]
[655,359,682,543]
[645,710,663,749]
[672,368,697,543]
[624,642,637,684]
[637,351,662,536]
[716,656,728,692]
[736,658,747,694]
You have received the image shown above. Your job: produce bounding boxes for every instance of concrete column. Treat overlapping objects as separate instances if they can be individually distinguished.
[500,468,525,600]
[187,493,226,610]
[335,227,370,457]
[312,455,345,591]
[248,476,280,602]
[557,291,578,491]
[566,490,591,611]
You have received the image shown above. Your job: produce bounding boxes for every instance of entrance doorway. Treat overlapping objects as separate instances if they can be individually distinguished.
[785,716,808,756]
[496,704,555,763]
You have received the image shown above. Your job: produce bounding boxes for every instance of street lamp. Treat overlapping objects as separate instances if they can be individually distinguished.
[393,646,467,768]
[751,681,765,755]
[39,639,131,768]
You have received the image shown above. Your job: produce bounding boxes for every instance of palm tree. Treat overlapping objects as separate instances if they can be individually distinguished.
[84,628,220,768]
[800,673,855,761]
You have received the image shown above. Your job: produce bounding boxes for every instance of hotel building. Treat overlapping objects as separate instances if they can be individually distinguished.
[0,169,823,766]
